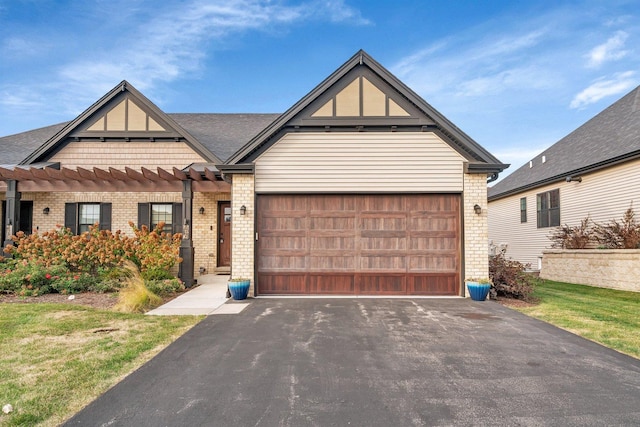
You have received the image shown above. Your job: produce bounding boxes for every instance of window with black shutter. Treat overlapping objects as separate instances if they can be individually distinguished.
[64,202,112,234]
[137,202,182,235]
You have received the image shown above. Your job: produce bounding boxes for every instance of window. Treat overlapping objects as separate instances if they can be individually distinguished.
[536,189,560,228]
[64,203,112,234]
[79,204,100,234]
[520,197,527,223]
[138,203,182,235]
[151,204,173,234]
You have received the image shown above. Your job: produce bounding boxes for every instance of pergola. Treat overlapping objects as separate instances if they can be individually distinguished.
[1,164,230,286]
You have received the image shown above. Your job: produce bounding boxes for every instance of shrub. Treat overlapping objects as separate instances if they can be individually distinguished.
[50,272,98,295]
[141,267,176,281]
[113,262,162,313]
[548,217,594,249]
[593,207,640,249]
[489,249,537,301]
[145,278,184,296]
[127,222,182,272]
[5,222,182,274]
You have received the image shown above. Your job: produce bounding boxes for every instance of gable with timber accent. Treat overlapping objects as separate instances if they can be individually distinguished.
[311,76,410,118]
[22,80,219,165]
[72,92,180,139]
[85,97,166,132]
[288,64,435,128]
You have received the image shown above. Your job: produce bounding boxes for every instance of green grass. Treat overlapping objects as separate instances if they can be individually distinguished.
[0,304,202,427]
[514,280,640,359]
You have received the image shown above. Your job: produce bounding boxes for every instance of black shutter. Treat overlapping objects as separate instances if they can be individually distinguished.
[138,203,150,230]
[173,203,183,235]
[99,203,112,230]
[64,203,78,235]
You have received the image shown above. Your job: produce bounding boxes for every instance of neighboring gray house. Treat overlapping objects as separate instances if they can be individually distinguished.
[488,85,640,268]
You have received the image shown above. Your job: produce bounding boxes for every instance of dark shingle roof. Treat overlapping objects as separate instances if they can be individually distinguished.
[0,114,280,165]
[489,85,640,200]
[0,122,69,166]
[170,113,279,161]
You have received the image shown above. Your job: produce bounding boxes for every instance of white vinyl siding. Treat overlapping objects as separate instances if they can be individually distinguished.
[255,132,465,193]
[488,158,640,268]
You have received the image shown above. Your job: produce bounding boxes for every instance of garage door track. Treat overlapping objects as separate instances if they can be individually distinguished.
[64,299,640,426]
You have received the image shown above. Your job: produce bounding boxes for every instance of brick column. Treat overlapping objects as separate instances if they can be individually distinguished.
[463,173,489,296]
[231,174,255,295]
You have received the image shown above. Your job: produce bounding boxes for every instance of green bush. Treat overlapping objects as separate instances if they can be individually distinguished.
[141,267,175,281]
[145,278,184,296]
[50,272,99,295]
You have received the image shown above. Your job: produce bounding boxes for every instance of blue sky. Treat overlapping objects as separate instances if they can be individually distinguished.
[1,0,639,178]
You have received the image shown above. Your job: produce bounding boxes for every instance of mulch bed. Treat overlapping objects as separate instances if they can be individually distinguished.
[0,291,186,310]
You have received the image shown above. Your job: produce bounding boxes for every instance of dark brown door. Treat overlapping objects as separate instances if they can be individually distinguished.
[217,201,232,267]
[256,194,460,296]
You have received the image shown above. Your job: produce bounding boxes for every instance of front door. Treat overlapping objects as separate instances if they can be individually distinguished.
[217,201,232,267]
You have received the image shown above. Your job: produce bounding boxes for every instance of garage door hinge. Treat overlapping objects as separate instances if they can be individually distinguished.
[255,232,259,241]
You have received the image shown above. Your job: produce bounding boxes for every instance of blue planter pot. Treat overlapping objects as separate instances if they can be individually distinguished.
[467,282,491,301]
[228,280,250,300]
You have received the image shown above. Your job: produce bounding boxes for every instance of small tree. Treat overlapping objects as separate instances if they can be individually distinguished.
[548,217,593,249]
[593,206,640,249]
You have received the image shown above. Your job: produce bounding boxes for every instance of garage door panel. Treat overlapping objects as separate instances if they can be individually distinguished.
[361,237,407,250]
[359,275,406,294]
[360,255,407,271]
[310,216,355,230]
[409,255,457,271]
[257,194,460,295]
[309,254,356,270]
[409,237,457,250]
[259,274,307,294]
[309,195,356,211]
[409,275,457,295]
[309,275,355,294]
[260,236,307,249]
[258,255,307,271]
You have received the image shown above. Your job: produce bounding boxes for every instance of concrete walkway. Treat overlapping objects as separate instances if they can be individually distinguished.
[146,274,236,316]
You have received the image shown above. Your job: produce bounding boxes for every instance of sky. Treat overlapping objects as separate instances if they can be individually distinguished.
[1,0,639,179]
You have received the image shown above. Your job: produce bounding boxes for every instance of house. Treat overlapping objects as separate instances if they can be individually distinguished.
[1,50,507,296]
[488,85,640,269]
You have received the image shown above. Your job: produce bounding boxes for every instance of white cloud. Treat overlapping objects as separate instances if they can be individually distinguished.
[586,31,629,68]
[50,0,369,113]
[570,71,637,109]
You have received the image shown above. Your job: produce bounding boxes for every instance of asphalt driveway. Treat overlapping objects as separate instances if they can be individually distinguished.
[65,298,640,426]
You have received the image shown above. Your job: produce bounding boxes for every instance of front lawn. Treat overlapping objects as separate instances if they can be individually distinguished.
[0,303,202,427]
[513,280,640,359]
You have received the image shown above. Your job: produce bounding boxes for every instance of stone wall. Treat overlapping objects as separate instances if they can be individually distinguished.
[541,249,640,292]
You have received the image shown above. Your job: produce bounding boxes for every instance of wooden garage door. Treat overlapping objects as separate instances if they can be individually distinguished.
[257,194,460,295]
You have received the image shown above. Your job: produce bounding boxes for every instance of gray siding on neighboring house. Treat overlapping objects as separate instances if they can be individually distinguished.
[255,132,465,193]
[488,158,640,267]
